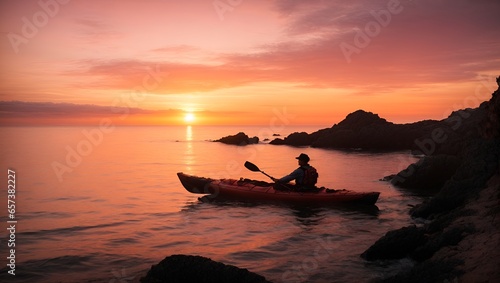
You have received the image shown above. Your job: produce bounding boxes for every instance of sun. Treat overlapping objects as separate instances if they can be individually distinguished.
[184,112,195,124]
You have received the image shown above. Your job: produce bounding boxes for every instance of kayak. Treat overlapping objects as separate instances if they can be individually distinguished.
[177,172,380,205]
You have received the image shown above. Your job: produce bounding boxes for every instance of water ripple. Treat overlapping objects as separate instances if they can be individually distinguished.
[20,221,130,237]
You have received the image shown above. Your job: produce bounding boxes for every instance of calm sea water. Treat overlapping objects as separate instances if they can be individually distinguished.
[0,126,422,282]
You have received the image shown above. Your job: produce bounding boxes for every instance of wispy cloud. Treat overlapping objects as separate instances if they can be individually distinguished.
[73,17,123,45]
[0,101,149,116]
[58,0,499,96]
[0,101,246,125]
[152,45,201,54]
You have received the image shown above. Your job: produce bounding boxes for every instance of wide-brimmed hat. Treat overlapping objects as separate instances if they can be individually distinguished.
[295,153,310,162]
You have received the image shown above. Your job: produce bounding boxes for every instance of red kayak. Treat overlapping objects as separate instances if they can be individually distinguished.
[177,172,380,205]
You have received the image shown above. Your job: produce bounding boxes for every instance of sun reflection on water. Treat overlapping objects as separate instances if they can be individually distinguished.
[185,125,193,141]
[185,125,194,172]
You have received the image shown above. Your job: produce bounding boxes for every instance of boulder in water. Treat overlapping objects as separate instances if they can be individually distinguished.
[140,255,271,283]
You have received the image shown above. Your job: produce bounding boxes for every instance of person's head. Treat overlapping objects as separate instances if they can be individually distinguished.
[296,153,310,166]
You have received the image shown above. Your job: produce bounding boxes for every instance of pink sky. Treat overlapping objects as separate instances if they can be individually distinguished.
[1,0,499,125]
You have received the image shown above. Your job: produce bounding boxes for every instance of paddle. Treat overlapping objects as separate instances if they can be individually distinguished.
[244,161,293,191]
[244,161,276,180]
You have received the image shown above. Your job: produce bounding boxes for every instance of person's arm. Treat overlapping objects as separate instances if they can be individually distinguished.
[278,168,303,183]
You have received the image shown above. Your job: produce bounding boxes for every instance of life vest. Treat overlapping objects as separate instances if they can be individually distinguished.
[301,166,318,187]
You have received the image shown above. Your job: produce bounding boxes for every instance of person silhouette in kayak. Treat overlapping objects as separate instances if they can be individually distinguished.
[273,153,318,190]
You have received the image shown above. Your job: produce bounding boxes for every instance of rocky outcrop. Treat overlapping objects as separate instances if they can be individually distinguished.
[269,131,311,146]
[386,154,461,191]
[409,139,499,219]
[480,77,500,139]
[372,174,499,283]
[140,255,271,283]
[382,103,489,193]
[214,132,259,145]
[270,110,445,151]
[270,103,489,153]
[364,78,500,282]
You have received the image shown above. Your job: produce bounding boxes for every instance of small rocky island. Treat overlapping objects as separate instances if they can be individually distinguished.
[213,132,259,145]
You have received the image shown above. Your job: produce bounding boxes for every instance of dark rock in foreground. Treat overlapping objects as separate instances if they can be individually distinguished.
[214,132,259,145]
[361,225,426,261]
[381,259,464,283]
[140,255,271,283]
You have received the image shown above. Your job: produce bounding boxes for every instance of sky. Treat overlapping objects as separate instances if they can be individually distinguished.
[0,0,499,126]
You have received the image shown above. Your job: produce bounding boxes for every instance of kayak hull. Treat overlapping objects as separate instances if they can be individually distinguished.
[177,172,380,205]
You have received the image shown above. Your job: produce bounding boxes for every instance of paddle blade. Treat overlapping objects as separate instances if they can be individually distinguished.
[244,161,261,172]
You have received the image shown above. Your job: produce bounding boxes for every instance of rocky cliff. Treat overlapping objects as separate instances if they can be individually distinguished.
[363,78,500,282]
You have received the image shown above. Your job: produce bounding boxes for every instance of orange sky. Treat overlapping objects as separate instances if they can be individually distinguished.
[1,0,499,126]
